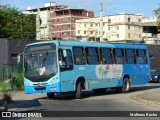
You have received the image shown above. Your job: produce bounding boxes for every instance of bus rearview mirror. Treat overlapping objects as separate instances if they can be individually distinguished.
[63,50,67,57]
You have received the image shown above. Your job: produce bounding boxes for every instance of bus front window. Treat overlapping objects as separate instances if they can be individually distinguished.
[24,44,57,81]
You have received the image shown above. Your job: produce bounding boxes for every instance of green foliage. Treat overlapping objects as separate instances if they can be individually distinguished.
[0,81,11,92]
[14,73,24,90]
[0,4,36,39]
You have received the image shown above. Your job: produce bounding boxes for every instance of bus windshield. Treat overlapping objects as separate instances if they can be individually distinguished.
[24,44,57,80]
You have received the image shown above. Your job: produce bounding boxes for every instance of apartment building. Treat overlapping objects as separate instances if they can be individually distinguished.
[76,13,143,42]
[25,2,94,40]
[26,2,58,40]
[50,7,94,40]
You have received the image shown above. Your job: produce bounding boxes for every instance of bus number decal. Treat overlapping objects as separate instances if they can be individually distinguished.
[95,65,123,79]
[79,67,85,71]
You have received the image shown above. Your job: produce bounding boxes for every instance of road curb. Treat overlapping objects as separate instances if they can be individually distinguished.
[130,95,160,109]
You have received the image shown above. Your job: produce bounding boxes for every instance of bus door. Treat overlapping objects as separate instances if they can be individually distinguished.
[59,48,75,92]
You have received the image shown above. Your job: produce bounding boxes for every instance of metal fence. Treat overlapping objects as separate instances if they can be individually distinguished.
[0,64,18,81]
[0,64,23,91]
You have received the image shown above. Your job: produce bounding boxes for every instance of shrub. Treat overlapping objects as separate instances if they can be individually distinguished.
[11,73,24,90]
[2,92,13,103]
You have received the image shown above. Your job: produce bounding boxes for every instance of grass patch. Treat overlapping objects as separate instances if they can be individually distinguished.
[0,80,12,92]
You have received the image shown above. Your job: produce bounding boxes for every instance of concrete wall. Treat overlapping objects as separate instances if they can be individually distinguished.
[0,39,38,65]
[147,45,160,70]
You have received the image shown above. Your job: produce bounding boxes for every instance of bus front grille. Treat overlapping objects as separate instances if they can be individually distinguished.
[34,87,46,91]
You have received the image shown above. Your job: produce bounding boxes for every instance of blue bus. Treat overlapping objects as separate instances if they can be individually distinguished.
[22,40,150,99]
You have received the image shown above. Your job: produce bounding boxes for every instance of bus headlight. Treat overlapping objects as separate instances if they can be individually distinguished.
[154,76,158,78]
[24,81,31,86]
[49,78,58,85]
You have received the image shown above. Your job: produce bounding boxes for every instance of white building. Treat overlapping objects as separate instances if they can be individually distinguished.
[76,13,143,42]
[25,2,57,40]
[141,16,160,44]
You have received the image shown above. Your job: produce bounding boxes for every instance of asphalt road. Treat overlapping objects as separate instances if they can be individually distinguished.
[4,83,160,120]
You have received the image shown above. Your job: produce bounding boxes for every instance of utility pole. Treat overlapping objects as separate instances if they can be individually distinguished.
[100,0,103,42]
[36,8,41,40]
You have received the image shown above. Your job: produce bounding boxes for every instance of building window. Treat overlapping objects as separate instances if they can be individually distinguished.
[90,31,93,34]
[72,31,75,35]
[108,19,111,23]
[72,25,75,28]
[117,34,119,38]
[128,18,130,23]
[108,27,110,31]
[128,25,130,30]
[139,34,141,38]
[117,26,119,30]
[90,23,93,27]
[138,19,141,23]
[103,31,105,35]
[84,31,86,34]
[78,30,81,34]
[62,32,70,35]
[128,34,131,38]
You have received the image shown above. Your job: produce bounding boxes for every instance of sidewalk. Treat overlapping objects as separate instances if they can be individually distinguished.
[130,88,160,109]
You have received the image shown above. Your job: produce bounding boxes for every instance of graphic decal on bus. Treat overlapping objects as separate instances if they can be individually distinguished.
[95,65,123,80]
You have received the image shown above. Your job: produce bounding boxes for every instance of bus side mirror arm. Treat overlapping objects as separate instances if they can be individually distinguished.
[17,53,23,64]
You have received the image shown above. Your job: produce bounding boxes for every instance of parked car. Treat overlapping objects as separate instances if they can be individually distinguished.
[150,68,160,83]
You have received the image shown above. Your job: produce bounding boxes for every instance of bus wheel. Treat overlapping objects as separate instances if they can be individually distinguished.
[76,82,82,99]
[122,78,131,93]
[47,92,55,99]
[93,88,106,94]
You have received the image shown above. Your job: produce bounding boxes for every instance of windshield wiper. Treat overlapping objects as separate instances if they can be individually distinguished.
[29,51,34,65]
[41,51,48,67]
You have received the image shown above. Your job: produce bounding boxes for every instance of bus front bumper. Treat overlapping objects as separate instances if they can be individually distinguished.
[24,82,61,94]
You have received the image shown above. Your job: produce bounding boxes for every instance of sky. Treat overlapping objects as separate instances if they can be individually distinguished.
[0,0,159,17]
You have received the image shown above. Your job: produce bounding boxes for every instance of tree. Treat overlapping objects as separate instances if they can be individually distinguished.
[0,4,36,39]
[153,7,160,32]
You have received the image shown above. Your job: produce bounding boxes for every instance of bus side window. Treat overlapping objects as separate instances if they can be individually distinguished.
[86,47,99,65]
[100,48,112,64]
[136,49,147,64]
[58,49,73,70]
[73,47,85,65]
[114,48,126,64]
[126,49,136,64]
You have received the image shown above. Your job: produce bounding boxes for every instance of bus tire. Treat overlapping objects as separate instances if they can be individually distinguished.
[122,77,131,93]
[93,88,106,94]
[47,92,55,99]
[76,82,82,99]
